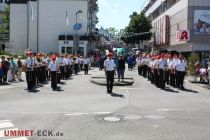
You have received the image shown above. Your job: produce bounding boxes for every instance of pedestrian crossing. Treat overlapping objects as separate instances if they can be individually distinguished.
[0,120,28,140]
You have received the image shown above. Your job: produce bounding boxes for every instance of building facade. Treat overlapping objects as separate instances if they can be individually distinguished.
[142,0,210,59]
[10,0,98,56]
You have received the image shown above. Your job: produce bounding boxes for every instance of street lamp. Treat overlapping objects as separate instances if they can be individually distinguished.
[75,10,83,54]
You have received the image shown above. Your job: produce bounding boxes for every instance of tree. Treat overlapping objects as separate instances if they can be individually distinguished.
[121,12,152,44]
[0,6,9,33]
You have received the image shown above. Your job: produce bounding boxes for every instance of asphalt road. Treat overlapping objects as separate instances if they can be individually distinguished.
[0,67,210,140]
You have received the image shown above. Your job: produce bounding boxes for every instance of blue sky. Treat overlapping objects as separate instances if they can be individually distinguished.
[97,0,145,31]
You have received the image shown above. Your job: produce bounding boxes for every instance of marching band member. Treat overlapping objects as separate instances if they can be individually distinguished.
[49,56,59,91]
[25,51,36,92]
[83,56,90,75]
[175,55,187,90]
[58,55,66,80]
[158,54,166,89]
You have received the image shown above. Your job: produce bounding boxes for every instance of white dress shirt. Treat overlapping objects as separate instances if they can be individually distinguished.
[49,62,58,71]
[25,57,36,68]
[83,58,90,65]
[104,59,116,71]
[176,60,186,72]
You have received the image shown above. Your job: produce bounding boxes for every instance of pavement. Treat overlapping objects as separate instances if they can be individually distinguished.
[0,67,210,140]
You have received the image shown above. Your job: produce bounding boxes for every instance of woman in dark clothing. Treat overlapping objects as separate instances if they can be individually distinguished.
[117,55,126,82]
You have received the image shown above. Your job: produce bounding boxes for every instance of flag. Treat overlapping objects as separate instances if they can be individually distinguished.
[66,11,69,26]
[29,1,34,21]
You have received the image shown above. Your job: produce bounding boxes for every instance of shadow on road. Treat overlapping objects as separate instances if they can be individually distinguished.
[110,92,125,98]
[163,87,179,93]
[58,81,66,85]
[53,86,64,92]
[181,88,199,93]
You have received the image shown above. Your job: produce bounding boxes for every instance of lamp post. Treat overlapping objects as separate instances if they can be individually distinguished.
[75,10,83,54]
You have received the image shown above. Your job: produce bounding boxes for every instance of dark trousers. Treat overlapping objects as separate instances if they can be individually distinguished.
[3,70,8,82]
[165,70,169,85]
[154,68,159,87]
[147,67,151,81]
[74,64,79,75]
[143,65,147,78]
[26,69,34,90]
[106,71,114,92]
[51,71,57,89]
[159,69,165,89]
[65,65,70,79]
[177,71,185,89]
[138,66,142,75]
[117,68,125,80]
[150,71,154,84]
[60,66,65,79]
[80,64,83,71]
[170,70,177,87]
[84,64,89,74]
[0,76,3,84]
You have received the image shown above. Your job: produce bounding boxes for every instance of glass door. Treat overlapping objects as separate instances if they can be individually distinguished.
[66,47,73,54]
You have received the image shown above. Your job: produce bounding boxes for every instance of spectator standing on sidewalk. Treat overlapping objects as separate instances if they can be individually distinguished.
[117,55,125,82]
[104,53,116,94]
[1,56,10,84]
[0,63,4,84]
[17,56,23,81]
[207,58,210,86]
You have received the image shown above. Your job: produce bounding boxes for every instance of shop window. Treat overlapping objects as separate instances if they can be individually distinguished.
[66,47,72,54]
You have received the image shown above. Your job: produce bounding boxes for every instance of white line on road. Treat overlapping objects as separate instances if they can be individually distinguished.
[0,122,14,129]
[0,120,11,123]
[65,112,111,116]
[157,109,199,112]
[118,87,142,90]
[4,137,28,140]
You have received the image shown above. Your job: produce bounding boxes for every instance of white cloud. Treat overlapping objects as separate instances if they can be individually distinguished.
[112,9,118,14]
[114,3,120,7]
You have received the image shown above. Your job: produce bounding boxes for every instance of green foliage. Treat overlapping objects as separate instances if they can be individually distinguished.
[0,50,9,56]
[0,6,9,34]
[121,12,152,44]
[187,53,199,76]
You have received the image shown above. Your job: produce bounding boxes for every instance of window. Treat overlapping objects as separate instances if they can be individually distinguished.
[66,47,72,54]
[79,47,84,55]
[61,47,65,54]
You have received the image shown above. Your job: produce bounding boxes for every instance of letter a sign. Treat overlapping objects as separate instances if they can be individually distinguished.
[176,30,190,41]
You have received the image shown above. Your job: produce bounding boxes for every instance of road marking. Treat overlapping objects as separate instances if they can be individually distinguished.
[0,120,28,140]
[0,120,11,123]
[118,87,142,90]
[4,137,28,140]
[0,122,14,129]
[0,128,18,138]
[157,109,199,112]
[65,112,111,116]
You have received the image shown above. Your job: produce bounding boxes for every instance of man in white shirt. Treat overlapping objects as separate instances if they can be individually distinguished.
[49,56,59,90]
[175,55,187,90]
[58,55,66,79]
[25,51,36,91]
[158,54,167,89]
[83,56,90,75]
[104,53,116,94]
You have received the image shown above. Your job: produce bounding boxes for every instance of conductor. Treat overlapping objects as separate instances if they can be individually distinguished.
[104,53,116,94]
